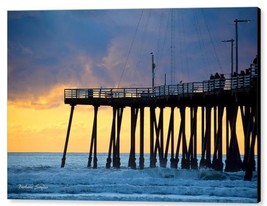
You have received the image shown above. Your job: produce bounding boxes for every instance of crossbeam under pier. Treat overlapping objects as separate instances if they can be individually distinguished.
[200,106,212,168]
[87,106,98,169]
[212,105,224,171]
[150,107,165,168]
[106,107,124,169]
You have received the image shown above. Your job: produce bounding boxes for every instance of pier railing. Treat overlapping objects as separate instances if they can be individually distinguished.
[64,68,257,100]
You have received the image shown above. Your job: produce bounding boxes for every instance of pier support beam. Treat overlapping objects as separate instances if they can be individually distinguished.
[188,106,198,169]
[164,107,176,168]
[244,104,258,180]
[106,107,124,169]
[159,107,165,167]
[180,107,189,169]
[241,105,256,172]
[212,105,224,171]
[87,106,99,169]
[175,106,188,169]
[225,104,242,172]
[61,105,75,168]
[150,107,164,167]
[139,107,145,169]
[150,107,156,168]
[200,106,212,168]
[128,107,138,169]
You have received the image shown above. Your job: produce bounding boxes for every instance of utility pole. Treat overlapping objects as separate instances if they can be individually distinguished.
[151,52,156,95]
[234,19,250,74]
[170,9,176,85]
[222,39,234,77]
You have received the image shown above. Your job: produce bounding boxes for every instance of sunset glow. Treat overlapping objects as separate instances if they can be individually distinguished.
[8,8,258,154]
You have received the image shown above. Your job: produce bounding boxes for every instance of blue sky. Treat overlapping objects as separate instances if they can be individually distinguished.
[8,8,259,108]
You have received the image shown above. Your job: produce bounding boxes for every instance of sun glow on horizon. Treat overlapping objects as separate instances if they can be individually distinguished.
[8,98,257,156]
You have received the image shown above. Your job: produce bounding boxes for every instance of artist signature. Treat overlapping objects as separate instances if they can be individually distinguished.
[18,184,48,191]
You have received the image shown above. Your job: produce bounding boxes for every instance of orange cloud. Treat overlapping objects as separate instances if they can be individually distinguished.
[8,84,74,110]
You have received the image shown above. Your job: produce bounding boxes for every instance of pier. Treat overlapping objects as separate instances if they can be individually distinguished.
[61,64,259,181]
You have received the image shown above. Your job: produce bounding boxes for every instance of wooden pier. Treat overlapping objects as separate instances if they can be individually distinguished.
[61,65,259,181]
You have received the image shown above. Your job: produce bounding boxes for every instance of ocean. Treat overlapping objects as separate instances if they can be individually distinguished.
[8,152,258,203]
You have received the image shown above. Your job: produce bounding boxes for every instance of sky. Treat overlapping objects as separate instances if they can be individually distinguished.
[7,7,259,153]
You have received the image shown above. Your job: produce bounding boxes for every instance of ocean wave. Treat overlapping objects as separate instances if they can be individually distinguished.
[8,153,258,202]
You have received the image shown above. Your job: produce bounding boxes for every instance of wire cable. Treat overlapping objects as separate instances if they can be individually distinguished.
[201,9,223,73]
[117,10,144,88]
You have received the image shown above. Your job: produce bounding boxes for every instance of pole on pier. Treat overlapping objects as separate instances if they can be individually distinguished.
[222,39,234,77]
[234,19,250,75]
[151,52,156,96]
[87,106,99,169]
[61,105,75,168]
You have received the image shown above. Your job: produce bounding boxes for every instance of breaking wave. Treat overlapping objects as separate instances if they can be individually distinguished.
[8,153,258,202]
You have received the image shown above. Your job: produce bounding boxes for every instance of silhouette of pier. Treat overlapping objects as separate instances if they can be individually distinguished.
[61,63,259,181]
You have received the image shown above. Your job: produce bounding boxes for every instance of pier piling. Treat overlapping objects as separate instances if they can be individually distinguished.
[61,66,259,181]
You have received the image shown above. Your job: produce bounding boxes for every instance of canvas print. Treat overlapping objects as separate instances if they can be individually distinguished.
[8,7,260,203]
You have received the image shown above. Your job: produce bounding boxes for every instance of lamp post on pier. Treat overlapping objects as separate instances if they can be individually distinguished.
[234,19,250,75]
[151,52,156,95]
[222,39,234,77]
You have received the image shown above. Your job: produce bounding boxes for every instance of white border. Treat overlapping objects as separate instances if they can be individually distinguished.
[1,0,265,206]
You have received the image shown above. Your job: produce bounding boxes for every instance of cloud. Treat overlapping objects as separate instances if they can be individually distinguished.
[8,84,65,109]
[8,8,258,109]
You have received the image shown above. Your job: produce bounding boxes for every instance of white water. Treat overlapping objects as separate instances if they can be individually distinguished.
[8,153,258,202]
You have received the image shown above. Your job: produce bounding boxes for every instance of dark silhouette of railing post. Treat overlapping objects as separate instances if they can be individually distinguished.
[61,104,75,168]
